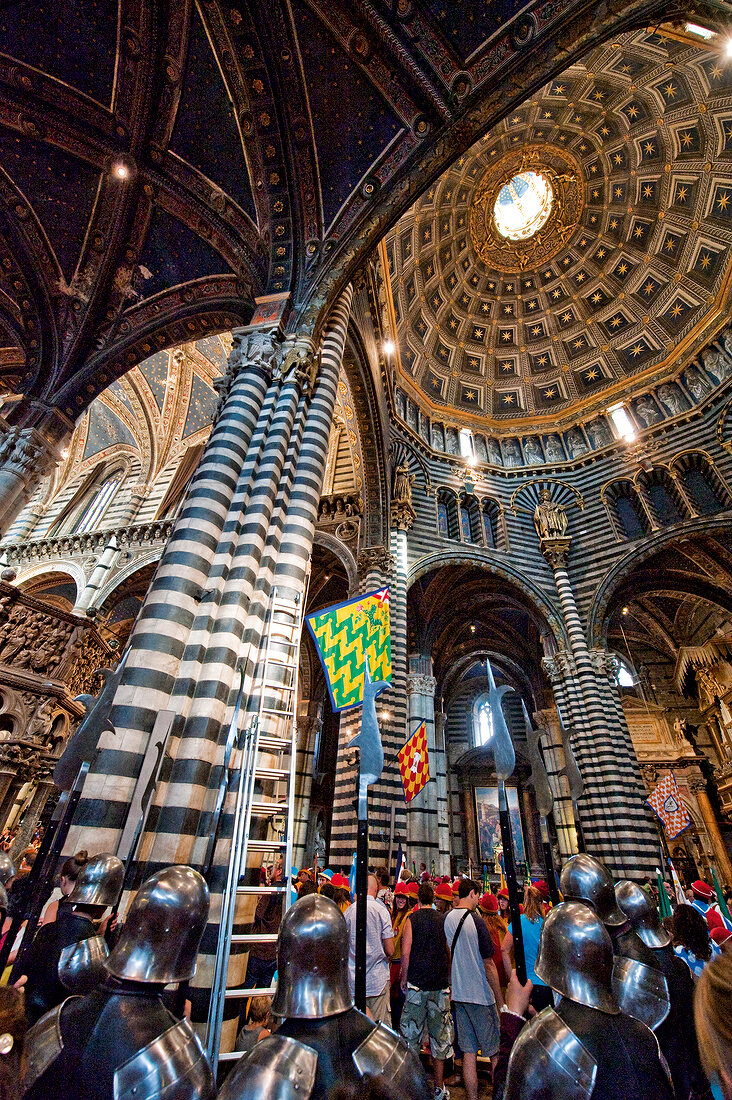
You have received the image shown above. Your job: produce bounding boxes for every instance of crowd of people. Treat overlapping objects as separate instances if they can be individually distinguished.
[0,846,730,1098]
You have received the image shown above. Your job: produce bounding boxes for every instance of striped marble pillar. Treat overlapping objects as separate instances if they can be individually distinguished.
[67,330,277,855]
[329,543,406,872]
[541,538,658,878]
[405,672,436,870]
[532,705,578,861]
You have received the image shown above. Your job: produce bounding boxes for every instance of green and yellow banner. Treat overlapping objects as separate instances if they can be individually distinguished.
[305,588,391,711]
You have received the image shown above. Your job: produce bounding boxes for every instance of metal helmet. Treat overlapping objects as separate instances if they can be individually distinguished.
[535,901,620,1014]
[0,852,15,885]
[270,893,353,1019]
[0,882,7,912]
[68,853,124,908]
[559,853,626,927]
[615,880,671,948]
[105,865,209,984]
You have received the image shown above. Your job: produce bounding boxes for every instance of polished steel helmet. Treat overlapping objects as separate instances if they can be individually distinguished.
[68,853,124,908]
[271,893,353,1019]
[535,901,620,1013]
[105,865,209,984]
[559,853,626,927]
[0,852,15,886]
[615,880,671,948]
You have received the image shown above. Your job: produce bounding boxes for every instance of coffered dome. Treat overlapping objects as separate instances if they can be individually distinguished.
[386,27,732,428]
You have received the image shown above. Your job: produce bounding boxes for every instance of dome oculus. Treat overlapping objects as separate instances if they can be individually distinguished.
[493,171,553,240]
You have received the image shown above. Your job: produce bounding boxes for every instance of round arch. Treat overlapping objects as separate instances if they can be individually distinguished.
[588,515,732,646]
[13,561,83,604]
[94,547,164,610]
[312,530,357,593]
[408,546,566,647]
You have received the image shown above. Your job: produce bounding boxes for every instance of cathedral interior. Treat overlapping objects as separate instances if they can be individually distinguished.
[3,0,732,1061]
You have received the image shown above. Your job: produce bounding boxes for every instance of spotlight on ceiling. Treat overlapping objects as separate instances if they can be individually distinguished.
[726,37,732,57]
[112,161,130,180]
[470,623,477,633]
[622,606,629,615]
[382,339,396,356]
[684,22,716,39]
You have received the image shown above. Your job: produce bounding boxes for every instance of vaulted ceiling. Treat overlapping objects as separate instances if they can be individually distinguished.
[386,28,732,428]
[0,0,726,433]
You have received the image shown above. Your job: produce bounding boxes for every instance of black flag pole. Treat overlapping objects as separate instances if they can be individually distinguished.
[522,701,560,906]
[477,660,527,984]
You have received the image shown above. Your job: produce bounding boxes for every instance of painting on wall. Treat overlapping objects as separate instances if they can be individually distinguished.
[475,786,526,869]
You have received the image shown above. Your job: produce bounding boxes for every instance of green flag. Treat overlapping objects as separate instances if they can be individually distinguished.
[305,588,391,711]
[657,870,672,919]
[711,866,732,922]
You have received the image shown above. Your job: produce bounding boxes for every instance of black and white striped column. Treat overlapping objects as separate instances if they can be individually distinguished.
[543,542,658,878]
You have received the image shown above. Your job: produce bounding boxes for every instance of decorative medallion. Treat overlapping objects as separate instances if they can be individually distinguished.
[470,145,584,272]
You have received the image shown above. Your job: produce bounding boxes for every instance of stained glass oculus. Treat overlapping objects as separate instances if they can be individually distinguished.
[493,171,553,240]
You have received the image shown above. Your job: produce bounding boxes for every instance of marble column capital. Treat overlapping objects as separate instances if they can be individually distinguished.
[390,500,416,531]
[541,650,577,683]
[357,545,394,578]
[0,425,62,480]
[406,673,437,698]
[539,535,572,569]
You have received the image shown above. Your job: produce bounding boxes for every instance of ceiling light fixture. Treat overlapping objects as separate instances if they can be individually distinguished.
[382,339,396,355]
[112,161,130,180]
[684,22,716,39]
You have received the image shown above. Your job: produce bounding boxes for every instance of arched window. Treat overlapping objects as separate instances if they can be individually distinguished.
[460,494,482,543]
[604,480,651,541]
[482,499,502,549]
[475,699,494,747]
[437,489,459,539]
[640,469,687,527]
[615,658,636,688]
[672,453,732,516]
[48,465,126,536]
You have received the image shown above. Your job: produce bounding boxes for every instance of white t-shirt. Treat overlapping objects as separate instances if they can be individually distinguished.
[444,907,495,1006]
[344,896,393,997]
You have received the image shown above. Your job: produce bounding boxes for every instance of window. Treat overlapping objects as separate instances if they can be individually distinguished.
[437,490,460,539]
[475,700,494,747]
[615,658,636,688]
[608,402,636,442]
[71,474,122,533]
[494,171,553,240]
[437,499,449,537]
[616,494,648,539]
[459,428,475,459]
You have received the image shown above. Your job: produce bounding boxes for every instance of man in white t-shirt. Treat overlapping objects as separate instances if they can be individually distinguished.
[444,878,503,1100]
[344,873,394,1023]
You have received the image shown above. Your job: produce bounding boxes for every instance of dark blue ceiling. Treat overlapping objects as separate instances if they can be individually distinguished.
[83,401,136,459]
[0,128,100,281]
[0,0,119,106]
[290,0,403,230]
[170,7,256,222]
[139,208,234,299]
[183,373,218,437]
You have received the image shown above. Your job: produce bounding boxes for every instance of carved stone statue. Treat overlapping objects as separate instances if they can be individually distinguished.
[533,488,568,539]
[393,461,415,505]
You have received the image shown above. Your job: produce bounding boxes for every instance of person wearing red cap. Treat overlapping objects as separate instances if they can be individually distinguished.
[690,880,731,934]
[711,925,732,952]
[331,873,352,914]
[497,887,510,922]
[434,883,453,915]
[478,893,509,993]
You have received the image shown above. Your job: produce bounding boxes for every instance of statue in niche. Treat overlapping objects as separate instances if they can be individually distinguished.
[431,424,444,451]
[586,419,612,449]
[703,347,731,382]
[565,428,588,458]
[446,430,459,456]
[393,461,416,505]
[544,435,565,463]
[673,716,699,752]
[533,488,568,540]
[634,397,662,427]
[657,384,685,417]
[486,438,503,466]
[683,366,711,403]
[502,438,521,467]
[523,437,543,464]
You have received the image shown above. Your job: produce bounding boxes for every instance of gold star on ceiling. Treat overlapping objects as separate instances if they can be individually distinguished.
[665,238,677,252]
[585,368,599,380]
[600,125,610,136]
[699,252,712,269]
[634,226,644,238]
[591,292,602,304]
[561,311,572,322]
[613,154,622,165]
[680,131,693,147]
[643,185,653,198]
[500,362,513,371]
[618,262,629,274]
[552,289,562,299]
[630,343,644,357]
[502,393,514,404]
[431,377,441,387]
[501,331,512,341]
[670,303,684,318]
[610,315,623,327]
[643,280,656,295]
[469,357,479,368]
[717,191,731,211]
[474,328,484,339]
[711,65,722,79]
[644,141,656,155]
[537,355,548,365]
[531,325,541,335]
[609,218,619,229]
[627,105,639,118]
[676,186,688,202]
[615,187,623,198]
[544,388,556,398]
[527,300,538,310]
[664,83,677,98]
[596,248,606,259]
[573,337,585,349]
[465,390,476,400]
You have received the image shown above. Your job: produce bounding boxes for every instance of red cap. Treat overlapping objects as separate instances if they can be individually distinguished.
[711,926,732,947]
[532,879,550,900]
[330,873,350,889]
[394,881,409,896]
[452,880,461,896]
[435,883,453,902]
[406,881,419,898]
[692,880,715,901]
[498,887,509,899]
[479,892,499,912]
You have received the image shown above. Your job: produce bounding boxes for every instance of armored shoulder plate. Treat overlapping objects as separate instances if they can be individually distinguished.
[24,1001,74,1091]
[505,1007,597,1100]
[114,1018,216,1100]
[612,955,670,1031]
[217,1034,318,1100]
[59,934,109,994]
[353,1023,432,1100]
